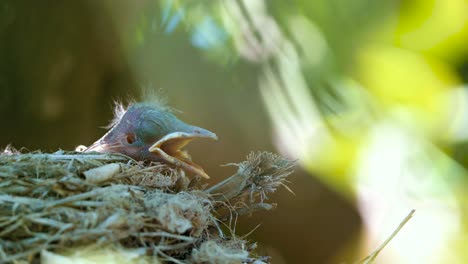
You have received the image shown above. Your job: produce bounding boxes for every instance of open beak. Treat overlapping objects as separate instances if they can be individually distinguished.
[148,126,218,179]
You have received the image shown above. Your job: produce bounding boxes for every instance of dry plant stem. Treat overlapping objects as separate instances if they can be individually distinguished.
[205,171,248,201]
[206,152,294,223]
[206,152,294,202]
[358,209,416,264]
[17,153,129,161]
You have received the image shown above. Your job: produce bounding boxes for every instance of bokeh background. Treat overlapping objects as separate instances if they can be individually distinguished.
[2,0,468,263]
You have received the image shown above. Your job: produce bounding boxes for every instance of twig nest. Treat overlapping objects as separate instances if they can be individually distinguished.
[0,150,295,263]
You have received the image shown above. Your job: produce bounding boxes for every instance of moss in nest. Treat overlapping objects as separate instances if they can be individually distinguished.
[144,190,212,236]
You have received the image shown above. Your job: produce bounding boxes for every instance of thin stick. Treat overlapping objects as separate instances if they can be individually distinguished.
[11,153,128,161]
[359,209,415,264]
[45,188,108,208]
[135,232,195,242]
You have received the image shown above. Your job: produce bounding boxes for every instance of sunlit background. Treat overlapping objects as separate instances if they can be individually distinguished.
[2,0,468,263]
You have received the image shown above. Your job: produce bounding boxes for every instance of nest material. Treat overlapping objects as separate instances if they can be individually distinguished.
[0,149,294,263]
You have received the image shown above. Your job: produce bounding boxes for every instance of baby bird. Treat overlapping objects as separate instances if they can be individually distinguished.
[85,102,217,179]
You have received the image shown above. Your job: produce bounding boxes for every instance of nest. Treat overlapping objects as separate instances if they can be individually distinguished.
[0,149,295,263]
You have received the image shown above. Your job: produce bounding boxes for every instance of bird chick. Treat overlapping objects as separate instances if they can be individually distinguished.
[85,102,217,179]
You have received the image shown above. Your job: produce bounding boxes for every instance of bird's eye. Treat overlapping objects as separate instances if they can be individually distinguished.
[125,133,136,144]
[139,119,164,142]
